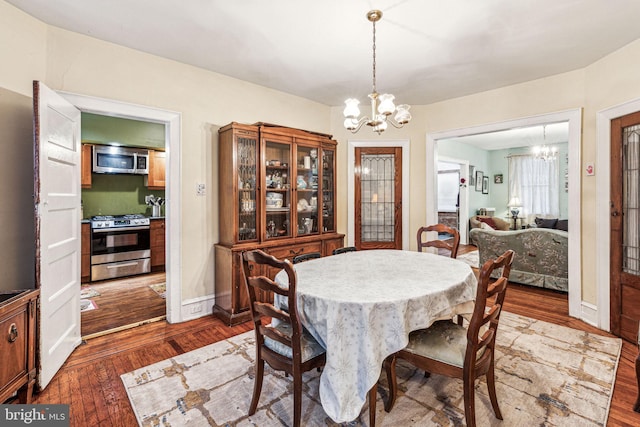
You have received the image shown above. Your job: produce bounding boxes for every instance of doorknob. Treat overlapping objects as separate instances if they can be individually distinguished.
[612,211,620,217]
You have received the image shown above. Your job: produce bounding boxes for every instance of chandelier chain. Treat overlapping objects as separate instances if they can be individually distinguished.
[372,18,377,94]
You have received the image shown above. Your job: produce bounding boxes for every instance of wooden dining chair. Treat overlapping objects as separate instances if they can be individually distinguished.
[292,251,321,264]
[383,249,515,427]
[332,246,357,255]
[241,249,326,427]
[416,224,460,258]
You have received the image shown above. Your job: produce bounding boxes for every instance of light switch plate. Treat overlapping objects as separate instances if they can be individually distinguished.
[196,183,206,195]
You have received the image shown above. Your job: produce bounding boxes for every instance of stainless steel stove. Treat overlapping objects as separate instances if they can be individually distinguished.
[90,214,151,281]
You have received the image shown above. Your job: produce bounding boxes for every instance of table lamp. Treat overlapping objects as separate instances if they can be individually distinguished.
[508,196,521,219]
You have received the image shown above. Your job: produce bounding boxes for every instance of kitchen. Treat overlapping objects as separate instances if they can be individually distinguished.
[79,112,167,338]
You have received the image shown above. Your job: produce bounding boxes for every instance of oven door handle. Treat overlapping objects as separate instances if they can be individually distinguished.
[92,226,150,233]
[106,262,140,269]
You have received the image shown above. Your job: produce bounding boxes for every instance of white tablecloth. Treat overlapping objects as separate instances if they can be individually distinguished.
[274,249,478,423]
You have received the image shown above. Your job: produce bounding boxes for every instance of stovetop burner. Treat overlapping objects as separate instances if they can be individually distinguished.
[91,214,150,229]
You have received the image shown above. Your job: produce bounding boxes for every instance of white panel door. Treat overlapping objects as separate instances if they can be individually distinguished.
[33,81,82,388]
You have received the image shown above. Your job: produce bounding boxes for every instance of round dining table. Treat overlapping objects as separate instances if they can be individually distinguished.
[274,249,478,423]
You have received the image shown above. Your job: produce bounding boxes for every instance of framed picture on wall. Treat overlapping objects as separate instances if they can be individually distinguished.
[469,165,476,186]
[494,174,503,184]
[475,171,483,191]
[482,176,489,194]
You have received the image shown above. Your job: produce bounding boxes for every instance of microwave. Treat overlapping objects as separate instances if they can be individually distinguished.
[92,146,149,175]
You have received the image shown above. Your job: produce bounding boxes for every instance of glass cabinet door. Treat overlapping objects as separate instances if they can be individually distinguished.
[264,138,292,240]
[321,147,336,232]
[237,134,257,242]
[295,145,319,236]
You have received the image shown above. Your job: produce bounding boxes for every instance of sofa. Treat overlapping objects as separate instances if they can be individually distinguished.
[469,227,568,292]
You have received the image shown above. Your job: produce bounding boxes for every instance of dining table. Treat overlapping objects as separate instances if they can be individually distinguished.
[274,249,478,423]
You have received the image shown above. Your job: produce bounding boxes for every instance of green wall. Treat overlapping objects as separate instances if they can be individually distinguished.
[81,112,165,148]
[82,174,165,218]
[438,141,569,220]
[81,112,166,218]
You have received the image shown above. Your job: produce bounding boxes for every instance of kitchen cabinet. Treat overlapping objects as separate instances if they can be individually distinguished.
[81,143,92,188]
[145,150,166,190]
[150,218,165,270]
[0,289,38,404]
[214,122,343,325]
[81,222,90,283]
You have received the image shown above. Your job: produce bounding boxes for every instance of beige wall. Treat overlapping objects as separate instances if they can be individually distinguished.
[331,39,640,306]
[4,0,640,312]
[0,1,330,302]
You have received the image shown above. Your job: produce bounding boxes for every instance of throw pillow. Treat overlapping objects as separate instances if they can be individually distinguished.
[477,217,497,229]
[555,219,568,232]
[480,222,494,230]
[535,217,558,229]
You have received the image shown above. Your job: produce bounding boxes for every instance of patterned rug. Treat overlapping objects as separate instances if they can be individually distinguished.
[80,285,101,299]
[149,283,166,299]
[121,312,621,426]
[457,250,479,268]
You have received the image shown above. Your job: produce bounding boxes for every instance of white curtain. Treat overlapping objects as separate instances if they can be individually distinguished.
[508,155,559,220]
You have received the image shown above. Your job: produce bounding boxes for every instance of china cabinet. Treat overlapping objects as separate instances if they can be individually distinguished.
[214,122,343,325]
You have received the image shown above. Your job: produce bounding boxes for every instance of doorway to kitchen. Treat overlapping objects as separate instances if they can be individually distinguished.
[58,93,181,340]
[79,113,168,338]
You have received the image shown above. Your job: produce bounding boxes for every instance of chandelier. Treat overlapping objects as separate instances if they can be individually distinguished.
[343,10,411,134]
[532,125,558,161]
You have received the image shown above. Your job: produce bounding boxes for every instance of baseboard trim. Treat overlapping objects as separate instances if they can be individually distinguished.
[580,301,599,328]
[181,294,216,322]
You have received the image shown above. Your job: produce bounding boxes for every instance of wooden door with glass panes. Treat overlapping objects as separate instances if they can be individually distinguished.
[610,110,640,342]
[235,128,259,244]
[295,141,321,237]
[355,146,402,250]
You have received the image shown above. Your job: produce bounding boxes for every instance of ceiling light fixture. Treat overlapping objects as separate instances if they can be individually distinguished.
[343,10,411,134]
[532,125,558,161]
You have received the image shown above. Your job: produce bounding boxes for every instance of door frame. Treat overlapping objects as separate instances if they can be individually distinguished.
[437,157,470,244]
[348,140,410,250]
[426,108,582,321]
[59,91,183,323]
[596,97,640,332]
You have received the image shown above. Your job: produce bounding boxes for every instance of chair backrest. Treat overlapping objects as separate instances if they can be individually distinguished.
[292,252,321,264]
[416,224,460,258]
[333,246,357,255]
[242,249,304,362]
[465,249,514,369]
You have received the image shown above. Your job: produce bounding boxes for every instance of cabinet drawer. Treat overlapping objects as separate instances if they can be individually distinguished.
[267,242,322,262]
[0,309,27,390]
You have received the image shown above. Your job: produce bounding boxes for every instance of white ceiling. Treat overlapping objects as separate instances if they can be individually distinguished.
[7,0,640,107]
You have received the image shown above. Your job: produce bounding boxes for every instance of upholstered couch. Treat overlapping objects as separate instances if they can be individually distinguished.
[469,215,511,244]
[469,227,568,292]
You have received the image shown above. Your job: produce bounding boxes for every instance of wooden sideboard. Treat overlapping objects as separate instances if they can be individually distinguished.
[0,289,39,404]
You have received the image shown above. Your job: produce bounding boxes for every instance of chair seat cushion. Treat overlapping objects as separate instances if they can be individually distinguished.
[264,322,325,362]
[404,320,486,368]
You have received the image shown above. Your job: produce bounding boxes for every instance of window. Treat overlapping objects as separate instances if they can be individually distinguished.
[508,155,559,219]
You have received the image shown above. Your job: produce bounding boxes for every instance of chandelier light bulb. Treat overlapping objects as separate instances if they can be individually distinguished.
[343,98,360,118]
[377,94,396,115]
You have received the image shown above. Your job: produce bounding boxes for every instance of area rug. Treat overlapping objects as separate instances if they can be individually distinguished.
[149,283,166,299]
[80,299,98,312]
[457,250,479,268]
[80,285,101,299]
[121,312,621,426]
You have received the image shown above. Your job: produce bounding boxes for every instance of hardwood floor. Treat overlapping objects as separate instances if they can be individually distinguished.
[31,249,640,426]
[81,272,166,338]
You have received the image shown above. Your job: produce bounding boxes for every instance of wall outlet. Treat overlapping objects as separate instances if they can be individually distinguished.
[190,304,203,314]
[196,183,206,196]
